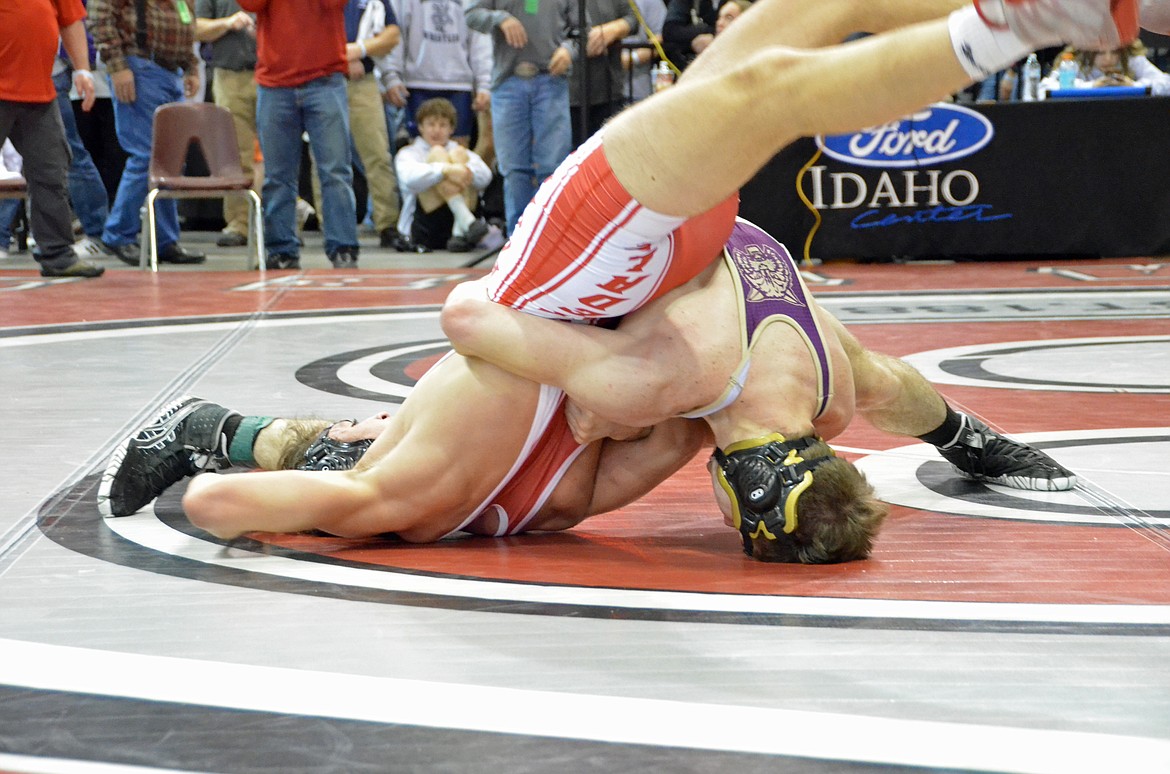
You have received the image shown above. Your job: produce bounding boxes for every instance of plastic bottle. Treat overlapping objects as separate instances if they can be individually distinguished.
[1057,51,1078,90]
[1021,53,1042,101]
[653,61,674,92]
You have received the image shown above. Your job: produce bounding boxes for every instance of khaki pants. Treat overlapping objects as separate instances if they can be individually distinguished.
[312,73,399,233]
[212,68,259,236]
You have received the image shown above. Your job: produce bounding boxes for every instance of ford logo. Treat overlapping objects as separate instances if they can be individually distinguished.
[815,103,994,169]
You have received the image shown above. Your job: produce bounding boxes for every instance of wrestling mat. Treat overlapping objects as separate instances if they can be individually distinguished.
[2,256,1168,773]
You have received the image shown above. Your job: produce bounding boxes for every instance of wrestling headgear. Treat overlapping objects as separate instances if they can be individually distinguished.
[298,422,374,471]
[712,433,836,555]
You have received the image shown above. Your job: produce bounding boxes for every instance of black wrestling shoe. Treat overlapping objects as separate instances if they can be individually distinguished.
[98,397,240,517]
[935,414,1076,492]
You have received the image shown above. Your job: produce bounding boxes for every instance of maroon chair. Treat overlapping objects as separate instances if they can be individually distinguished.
[143,102,263,272]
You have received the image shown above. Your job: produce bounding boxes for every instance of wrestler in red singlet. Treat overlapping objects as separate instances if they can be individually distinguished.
[485,132,739,321]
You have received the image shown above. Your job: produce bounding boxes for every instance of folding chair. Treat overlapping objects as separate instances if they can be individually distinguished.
[142,102,264,273]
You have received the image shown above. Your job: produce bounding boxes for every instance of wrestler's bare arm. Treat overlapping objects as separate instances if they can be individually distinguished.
[441,286,689,428]
[184,353,548,542]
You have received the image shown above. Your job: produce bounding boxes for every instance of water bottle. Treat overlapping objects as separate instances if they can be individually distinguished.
[1021,53,1042,101]
[653,61,674,92]
[1058,51,1078,90]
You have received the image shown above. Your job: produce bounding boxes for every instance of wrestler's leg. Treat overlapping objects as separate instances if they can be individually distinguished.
[823,310,948,438]
[679,0,968,85]
[603,19,976,217]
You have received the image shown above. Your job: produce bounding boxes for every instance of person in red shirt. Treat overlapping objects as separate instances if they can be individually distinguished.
[237,0,362,270]
[0,0,104,277]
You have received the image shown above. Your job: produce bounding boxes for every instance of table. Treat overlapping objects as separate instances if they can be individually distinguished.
[739,96,1170,261]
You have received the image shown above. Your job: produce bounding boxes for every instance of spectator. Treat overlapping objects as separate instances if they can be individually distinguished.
[53,45,114,260]
[661,0,715,72]
[618,0,666,105]
[713,0,750,35]
[570,0,637,148]
[89,0,207,266]
[237,0,360,270]
[310,0,402,252]
[382,0,492,147]
[0,0,104,277]
[1042,40,1170,94]
[0,140,23,260]
[195,0,261,248]
[395,97,491,252]
[466,0,579,236]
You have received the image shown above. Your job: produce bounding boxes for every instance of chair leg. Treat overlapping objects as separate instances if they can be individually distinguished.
[143,190,159,272]
[246,189,265,276]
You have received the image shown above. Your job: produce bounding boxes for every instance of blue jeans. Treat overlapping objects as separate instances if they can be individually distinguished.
[103,56,183,249]
[491,74,571,235]
[256,73,357,256]
[53,70,110,239]
[0,199,20,247]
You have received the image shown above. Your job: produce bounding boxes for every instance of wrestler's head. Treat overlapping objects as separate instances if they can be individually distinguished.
[708,435,886,564]
[277,413,394,471]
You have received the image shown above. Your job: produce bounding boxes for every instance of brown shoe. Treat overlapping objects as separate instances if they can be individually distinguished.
[41,259,105,278]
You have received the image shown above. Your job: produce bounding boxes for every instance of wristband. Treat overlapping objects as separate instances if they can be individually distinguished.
[358,40,368,59]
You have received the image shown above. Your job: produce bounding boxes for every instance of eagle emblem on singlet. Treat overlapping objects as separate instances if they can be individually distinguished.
[731,242,805,308]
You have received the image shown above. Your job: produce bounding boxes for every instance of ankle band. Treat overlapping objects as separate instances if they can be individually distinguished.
[228,415,275,467]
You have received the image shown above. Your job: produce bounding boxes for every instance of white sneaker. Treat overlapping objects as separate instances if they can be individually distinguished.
[74,236,111,257]
[976,0,1136,49]
[0,247,9,260]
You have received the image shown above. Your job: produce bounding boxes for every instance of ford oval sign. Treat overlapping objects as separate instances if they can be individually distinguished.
[815,103,994,169]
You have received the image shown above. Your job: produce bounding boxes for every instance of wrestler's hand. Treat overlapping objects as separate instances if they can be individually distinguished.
[328,412,393,442]
[549,47,571,76]
[499,16,528,48]
[565,399,649,444]
[111,69,136,103]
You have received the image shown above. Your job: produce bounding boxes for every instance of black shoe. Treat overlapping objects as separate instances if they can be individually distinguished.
[159,243,207,264]
[40,259,105,278]
[384,230,419,252]
[97,397,241,518]
[102,240,140,266]
[265,253,300,269]
[446,234,472,252]
[464,218,489,247]
[216,231,248,247]
[935,414,1076,492]
[329,246,359,269]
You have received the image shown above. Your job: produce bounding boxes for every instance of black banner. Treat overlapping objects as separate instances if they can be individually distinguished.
[741,97,1170,261]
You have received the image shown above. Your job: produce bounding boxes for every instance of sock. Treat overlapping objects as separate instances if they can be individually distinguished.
[227,415,275,467]
[446,195,476,236]
[917,405,967,448]
[947,6,1033,79]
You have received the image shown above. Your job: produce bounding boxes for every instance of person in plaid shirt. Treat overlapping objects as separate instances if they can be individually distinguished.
[89,0,208,265]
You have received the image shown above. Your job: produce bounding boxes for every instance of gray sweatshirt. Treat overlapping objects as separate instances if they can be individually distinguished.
[465,0,582,90]
[383,0,493,94]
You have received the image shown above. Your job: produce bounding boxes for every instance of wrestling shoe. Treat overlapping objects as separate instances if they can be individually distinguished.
[98,397,240,517]
[935,414,1076,492]
[975,0,1138,50]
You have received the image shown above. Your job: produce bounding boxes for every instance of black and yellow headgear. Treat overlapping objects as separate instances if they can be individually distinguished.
[712,433,836,555]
